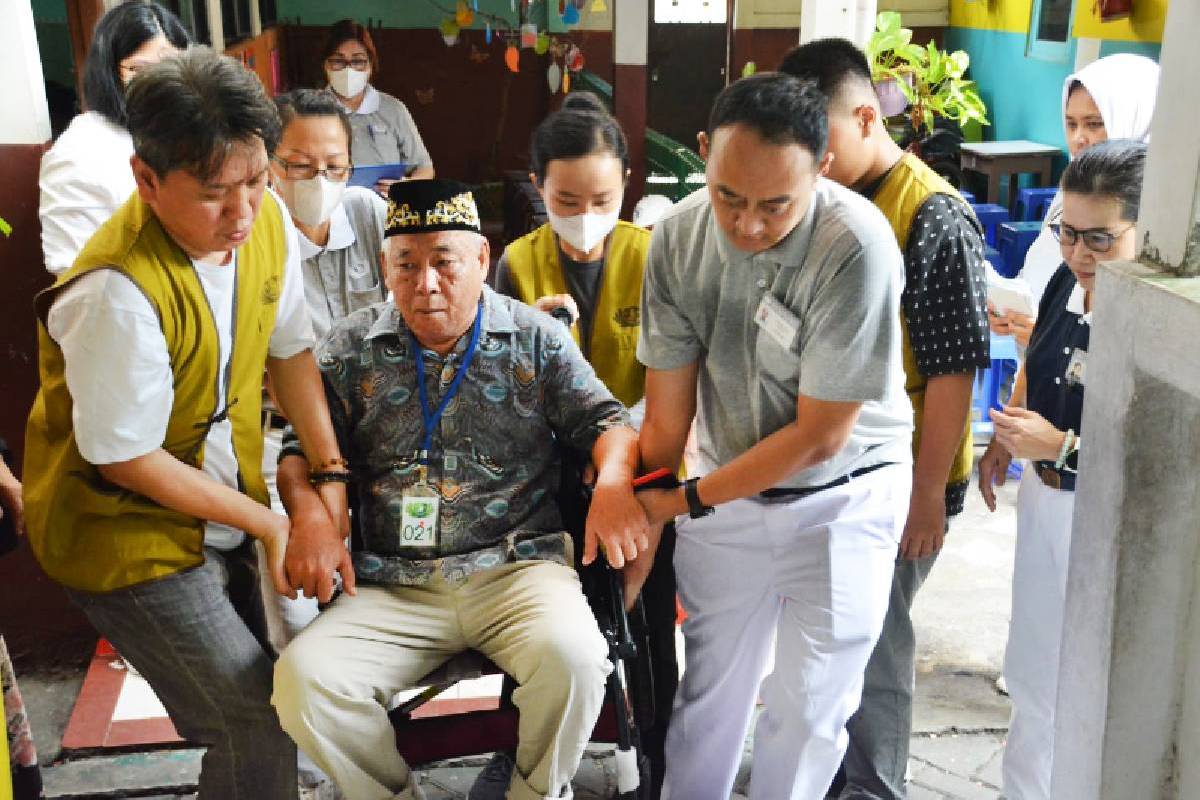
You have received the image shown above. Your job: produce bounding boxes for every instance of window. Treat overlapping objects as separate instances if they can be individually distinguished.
[1027,0,1076,62]
[654,0,727,24]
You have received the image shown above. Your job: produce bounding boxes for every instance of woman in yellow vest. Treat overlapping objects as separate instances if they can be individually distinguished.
[494,92,649,409]
[487,93,677,800]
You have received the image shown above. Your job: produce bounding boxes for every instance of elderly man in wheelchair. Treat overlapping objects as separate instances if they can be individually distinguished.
[271,179,652,800]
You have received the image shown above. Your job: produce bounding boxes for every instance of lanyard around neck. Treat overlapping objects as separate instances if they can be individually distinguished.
[408,301,483,466]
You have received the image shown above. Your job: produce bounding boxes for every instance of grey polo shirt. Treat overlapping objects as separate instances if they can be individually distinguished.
[637,181,913,489]
[298,187,388,341]
[343,85,433,169]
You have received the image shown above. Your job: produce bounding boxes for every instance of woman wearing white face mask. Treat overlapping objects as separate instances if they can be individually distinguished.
[491,91,679,800]
[39,0,189,275]
[495,91,647,408]
[988,53,1159,347]
[270,88,388,343]
[320,18,435,181]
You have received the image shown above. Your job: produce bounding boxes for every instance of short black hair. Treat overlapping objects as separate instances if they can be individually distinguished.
[778,38,875,110]
[126,47,282,181]
[321,19,379,73]
[83,0,191,128]
[1061,139,1148,222]
[529,91,629,184]
[275,88,353,157]
[707,72,828,159]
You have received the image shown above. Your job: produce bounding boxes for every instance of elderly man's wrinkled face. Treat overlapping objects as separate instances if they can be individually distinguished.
[383,230,490,354]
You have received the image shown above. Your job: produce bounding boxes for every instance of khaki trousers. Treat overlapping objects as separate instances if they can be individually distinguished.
[272,560,611,800]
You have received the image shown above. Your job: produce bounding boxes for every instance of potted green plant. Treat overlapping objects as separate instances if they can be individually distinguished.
[866,11,989,137]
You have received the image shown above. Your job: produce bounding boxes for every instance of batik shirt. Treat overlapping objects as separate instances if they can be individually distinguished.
[283,286,630,586]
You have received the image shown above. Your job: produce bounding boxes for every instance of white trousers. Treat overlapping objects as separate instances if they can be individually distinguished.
[1002,469,1075,800]
[662,464,910,800]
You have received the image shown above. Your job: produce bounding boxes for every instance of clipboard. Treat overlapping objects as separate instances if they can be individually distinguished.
[348,162,410,189]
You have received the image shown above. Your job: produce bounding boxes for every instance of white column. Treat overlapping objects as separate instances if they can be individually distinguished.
[1052,0,1200,797]
[798,0,875,46]
[1135,0,1200,278]
[614,0,648,67]
[206,0,225,52]
[1,0,51,145]
[249,0,262,37]
[1074,37,1101,71]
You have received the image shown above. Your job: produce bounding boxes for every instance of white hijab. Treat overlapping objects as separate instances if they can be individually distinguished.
[1020,53,1160,304]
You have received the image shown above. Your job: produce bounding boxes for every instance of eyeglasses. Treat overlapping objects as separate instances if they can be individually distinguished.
[271,156,352,183]
[326,56,371,71]
[1048,222,1135,254]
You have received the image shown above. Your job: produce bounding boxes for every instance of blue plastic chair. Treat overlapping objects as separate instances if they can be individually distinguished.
[995,221,1042,279]
[970,203,1010,247]
[972,334,1020,440]
[959,189,976,204]
[1015,187,1057,222]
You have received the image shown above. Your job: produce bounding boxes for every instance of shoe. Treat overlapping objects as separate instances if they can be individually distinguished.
[468,751,516,800]
[299,777,342,800]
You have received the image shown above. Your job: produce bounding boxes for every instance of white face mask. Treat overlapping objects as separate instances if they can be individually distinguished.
[547,209,620,254]
[280,174,346,228]
[328,66,369,99]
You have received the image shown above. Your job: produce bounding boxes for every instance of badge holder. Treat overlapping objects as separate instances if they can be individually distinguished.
[400,455,441,550]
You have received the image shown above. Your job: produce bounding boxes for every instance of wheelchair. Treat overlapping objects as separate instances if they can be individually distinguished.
[361,447,659,799]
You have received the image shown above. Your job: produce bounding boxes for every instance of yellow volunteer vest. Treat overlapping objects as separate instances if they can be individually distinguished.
[872,154,975,487]
[504,221,648,408]
[23,192,285,592]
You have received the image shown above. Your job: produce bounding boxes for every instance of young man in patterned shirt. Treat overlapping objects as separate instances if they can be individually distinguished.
[781,39,992,800]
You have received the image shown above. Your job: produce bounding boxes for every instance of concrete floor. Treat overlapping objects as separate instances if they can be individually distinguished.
[20,463,1022,799]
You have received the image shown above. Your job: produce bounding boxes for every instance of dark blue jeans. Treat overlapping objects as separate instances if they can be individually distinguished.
[67,545,297,800]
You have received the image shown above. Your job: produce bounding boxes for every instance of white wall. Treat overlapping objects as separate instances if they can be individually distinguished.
[2,0,52,145]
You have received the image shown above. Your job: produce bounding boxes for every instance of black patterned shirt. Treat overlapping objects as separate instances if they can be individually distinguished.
[283,286,631,586]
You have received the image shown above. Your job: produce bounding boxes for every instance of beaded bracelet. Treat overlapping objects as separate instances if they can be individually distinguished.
[310,456,349,473]
[309,471,352,486]
[1054,429,1076,470]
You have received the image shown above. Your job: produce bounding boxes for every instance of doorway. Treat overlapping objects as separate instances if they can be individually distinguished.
[647,0,729,149]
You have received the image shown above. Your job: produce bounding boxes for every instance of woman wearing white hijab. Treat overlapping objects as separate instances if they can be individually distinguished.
[990,53,1160,345]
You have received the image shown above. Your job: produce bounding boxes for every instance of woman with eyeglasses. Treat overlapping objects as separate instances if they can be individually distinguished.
[39,0,190,274]
[270,88,388,342]
[321,18,435,183]
[988,54,1158,347]
[978,139,1147,800]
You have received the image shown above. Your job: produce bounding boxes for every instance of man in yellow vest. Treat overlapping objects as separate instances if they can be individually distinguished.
[780,40,992,800]
[23,48,348,799]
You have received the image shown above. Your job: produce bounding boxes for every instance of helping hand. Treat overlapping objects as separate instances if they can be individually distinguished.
[284,506,356,604]
[583,478,651,569]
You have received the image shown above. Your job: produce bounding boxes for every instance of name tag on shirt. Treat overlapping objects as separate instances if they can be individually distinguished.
[1065,348,1087,388]
[400,484,439,548]
[755,293,800,351]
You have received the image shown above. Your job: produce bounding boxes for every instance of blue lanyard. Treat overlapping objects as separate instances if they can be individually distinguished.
[409,301,483,466]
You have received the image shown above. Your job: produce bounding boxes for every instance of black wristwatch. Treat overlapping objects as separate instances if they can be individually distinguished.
[683,477,715,519]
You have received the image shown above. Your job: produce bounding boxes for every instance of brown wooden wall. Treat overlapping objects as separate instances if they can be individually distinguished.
[274,25,616,185]
[0,143,93,667]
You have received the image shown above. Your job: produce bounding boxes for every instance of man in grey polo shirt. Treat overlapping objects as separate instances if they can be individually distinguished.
[631,74,913,800]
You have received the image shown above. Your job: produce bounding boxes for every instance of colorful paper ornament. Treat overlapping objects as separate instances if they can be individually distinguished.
[562,70,570,93]
[591,0,606,10]
[505,44,520,73]
[439,17,460,46]
[520,23,538,49]
[535,32,550,55]
[565,44,584,71]
[562,3,580,24]
[485,22,492,44]
[455,0,474,27]
[547,62,562,94]
[741,61,757,78]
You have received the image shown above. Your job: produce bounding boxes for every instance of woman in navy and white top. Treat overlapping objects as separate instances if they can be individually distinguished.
[978,139,1148,800]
